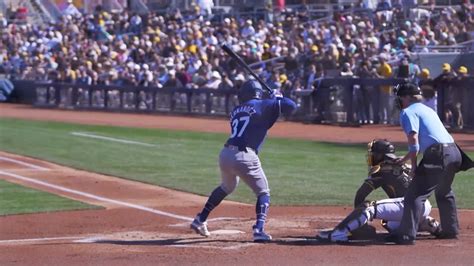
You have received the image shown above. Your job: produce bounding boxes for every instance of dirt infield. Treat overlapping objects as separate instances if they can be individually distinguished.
[0,104,473,265]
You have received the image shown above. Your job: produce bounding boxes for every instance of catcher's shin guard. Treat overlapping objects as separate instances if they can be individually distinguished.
[335,201,375,233]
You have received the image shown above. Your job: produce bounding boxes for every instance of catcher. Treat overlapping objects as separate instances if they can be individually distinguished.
[317,139,441,242]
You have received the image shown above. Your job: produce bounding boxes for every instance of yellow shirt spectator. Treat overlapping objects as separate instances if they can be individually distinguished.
[378,61,392,94]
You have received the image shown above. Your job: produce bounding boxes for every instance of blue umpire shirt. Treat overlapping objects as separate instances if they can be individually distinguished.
[400,102,454,153]
[226,97,297,153]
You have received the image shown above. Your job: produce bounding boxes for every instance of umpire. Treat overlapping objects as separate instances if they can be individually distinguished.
[393,82,473,245]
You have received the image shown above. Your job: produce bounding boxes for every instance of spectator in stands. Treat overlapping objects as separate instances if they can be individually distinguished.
[453,66,470,129]
[419,68,437,112]
[354,60,377,124]
[304,64,318,91]
[205,71,222,89]
[241,20,256,39]
[434,63,458,128]
[376,0,391,12]
[62,0,81,17]
[163,69,183,89]
[457,66,469,77]
[0,13,7,29]
[458,0,472,22]
[340,62,354,77]
[376,55,393,124]
[198,0,214,18]
[267,70,282,90]
[396,56,420,82]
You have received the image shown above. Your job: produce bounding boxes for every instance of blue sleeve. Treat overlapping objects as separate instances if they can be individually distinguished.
[278,97,297,116]
[400,110,419,135]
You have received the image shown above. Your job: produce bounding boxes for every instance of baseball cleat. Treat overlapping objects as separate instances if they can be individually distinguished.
[253,226,272,242]
[190,215,210,237]
[317,229,349,243]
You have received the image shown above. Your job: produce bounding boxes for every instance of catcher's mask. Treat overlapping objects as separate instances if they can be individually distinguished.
[367,139,395,166]
[394,82,422,109]
[238,80,263,103]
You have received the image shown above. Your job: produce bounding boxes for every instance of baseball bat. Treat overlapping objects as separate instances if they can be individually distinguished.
[221,43,274,95]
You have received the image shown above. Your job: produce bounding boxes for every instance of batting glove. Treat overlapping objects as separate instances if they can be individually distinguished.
[272,89,283,99]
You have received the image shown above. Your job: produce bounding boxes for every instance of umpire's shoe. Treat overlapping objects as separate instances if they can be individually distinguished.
[190,214,210,237]
[253,225,272,242]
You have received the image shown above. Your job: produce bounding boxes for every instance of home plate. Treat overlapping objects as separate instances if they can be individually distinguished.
[211,229,245,235]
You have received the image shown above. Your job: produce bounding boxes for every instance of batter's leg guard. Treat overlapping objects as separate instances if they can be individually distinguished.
[255,193,270,231]
[198,186,228,222]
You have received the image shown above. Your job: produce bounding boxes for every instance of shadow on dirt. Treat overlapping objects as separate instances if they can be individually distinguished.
[90,237,253,246]
[274,233,436,246]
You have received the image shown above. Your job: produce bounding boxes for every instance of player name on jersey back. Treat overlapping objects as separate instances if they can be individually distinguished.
[231,105,256,120]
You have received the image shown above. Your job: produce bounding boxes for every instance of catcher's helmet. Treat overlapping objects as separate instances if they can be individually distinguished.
[367,139,395,166]
[394,82,421,97]
[238,80,263,103]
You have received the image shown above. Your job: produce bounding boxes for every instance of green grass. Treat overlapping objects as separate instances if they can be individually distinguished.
[0,179,99,216]
[0,117,473,209]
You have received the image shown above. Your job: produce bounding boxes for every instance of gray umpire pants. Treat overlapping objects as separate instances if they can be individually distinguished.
[218,146,270,196]
[398,143,462,239]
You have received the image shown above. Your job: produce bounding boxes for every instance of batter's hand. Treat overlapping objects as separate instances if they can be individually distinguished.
[272,89,283,99]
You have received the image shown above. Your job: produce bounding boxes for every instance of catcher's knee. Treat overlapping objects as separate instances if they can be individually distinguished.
[335,202,375,232]
[357,200,376,221]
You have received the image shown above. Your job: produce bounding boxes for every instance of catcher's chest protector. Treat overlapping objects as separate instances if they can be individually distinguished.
[370,163,411,198]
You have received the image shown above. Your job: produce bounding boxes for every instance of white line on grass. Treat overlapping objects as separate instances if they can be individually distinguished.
[0,156,50,171]
[70,132,158,147]
[0,170,192,222]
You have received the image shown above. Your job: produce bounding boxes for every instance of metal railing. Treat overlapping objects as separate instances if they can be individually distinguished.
[9,77,474,129]
[414,45,469,53]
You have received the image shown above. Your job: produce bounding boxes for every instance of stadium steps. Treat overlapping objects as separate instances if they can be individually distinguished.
[24,0,51,24]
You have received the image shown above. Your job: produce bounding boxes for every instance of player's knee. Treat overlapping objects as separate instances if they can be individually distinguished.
[220,184,237,194]
[357,201,375,220]
[365,206,375,221]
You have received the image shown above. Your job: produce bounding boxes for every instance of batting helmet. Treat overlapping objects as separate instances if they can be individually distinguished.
[367,139,395,166]
[394,82,421,97]
[238,80,263,103]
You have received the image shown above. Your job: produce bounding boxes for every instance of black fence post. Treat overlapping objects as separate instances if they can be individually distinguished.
[186,91,192,113]
[346,81,354,124]
[55,84,60,106]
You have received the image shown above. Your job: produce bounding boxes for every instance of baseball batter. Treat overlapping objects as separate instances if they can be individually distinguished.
[190,80,297,242]
[317,139,441,242]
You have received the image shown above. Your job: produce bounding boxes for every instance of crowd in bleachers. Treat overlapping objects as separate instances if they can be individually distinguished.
[0,1,473,125]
